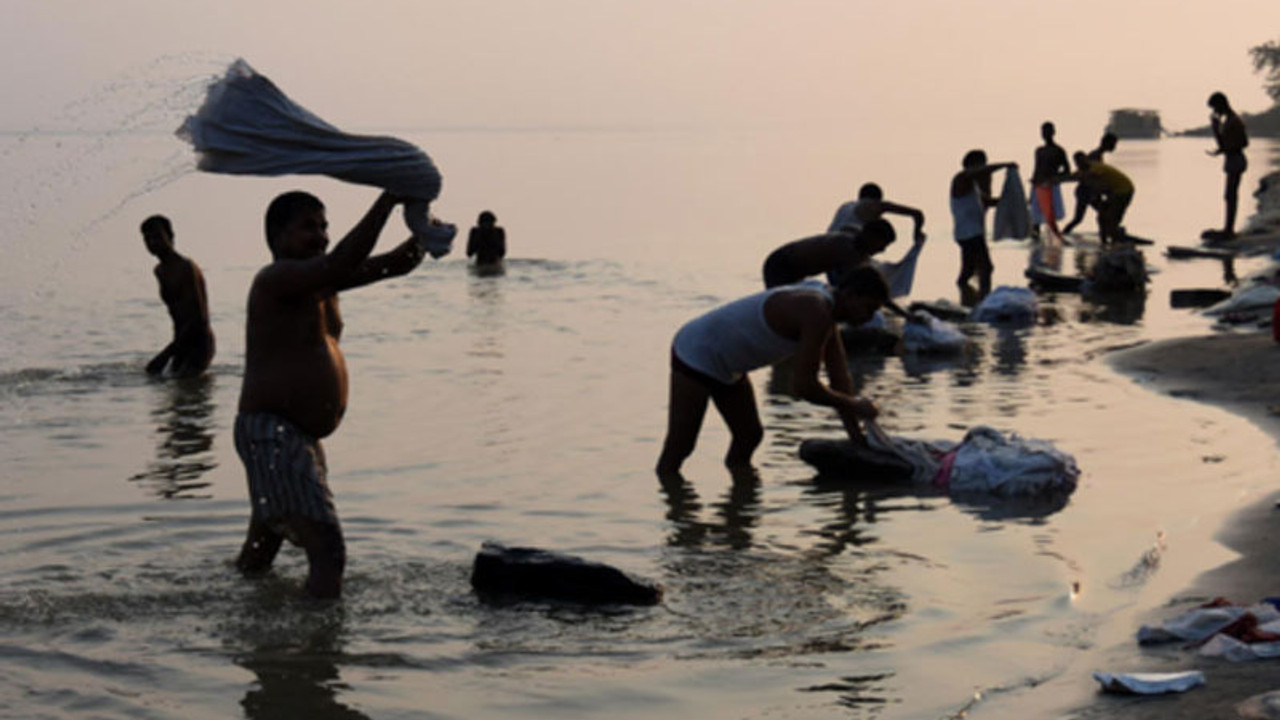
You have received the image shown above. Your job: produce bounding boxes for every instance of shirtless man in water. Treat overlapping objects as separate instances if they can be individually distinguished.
[235,190,426,598]
[141,215,215,377]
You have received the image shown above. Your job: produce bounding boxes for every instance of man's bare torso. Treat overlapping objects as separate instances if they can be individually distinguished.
[238,273,348,439]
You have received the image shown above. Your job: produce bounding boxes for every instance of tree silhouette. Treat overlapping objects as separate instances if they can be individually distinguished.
[1251,39,1280,103]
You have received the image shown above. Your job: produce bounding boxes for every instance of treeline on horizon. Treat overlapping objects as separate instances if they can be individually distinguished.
[1182,38,1280,138]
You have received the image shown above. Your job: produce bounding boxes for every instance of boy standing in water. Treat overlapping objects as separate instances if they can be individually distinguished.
[656,266,888,475]
[950,150,1018,304]
[141,215,215,378]
[1030,122,1071,241]
[235,190,426,598]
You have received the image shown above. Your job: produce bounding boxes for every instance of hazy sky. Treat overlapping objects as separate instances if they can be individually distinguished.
[2,0,1278,140]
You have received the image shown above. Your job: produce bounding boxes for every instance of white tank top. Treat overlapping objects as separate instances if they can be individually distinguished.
[673,283,832,385]
[951,185,986,241]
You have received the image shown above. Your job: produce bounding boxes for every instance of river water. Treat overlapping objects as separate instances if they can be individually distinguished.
[2,69,1279,718]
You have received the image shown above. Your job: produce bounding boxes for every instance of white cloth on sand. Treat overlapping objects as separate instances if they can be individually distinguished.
[178,59,456,255]
[1092,671,1205,695]
[1201,283,1280,317]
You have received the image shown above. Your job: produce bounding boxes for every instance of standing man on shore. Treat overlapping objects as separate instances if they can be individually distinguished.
[1206,91,1249,241]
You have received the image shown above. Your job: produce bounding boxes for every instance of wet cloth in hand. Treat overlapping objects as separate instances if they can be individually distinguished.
[993,167,1030,240]
[178,59,455,255]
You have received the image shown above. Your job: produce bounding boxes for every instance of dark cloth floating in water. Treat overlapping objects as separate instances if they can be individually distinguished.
[471,542,663,606]
[798,440,915,481]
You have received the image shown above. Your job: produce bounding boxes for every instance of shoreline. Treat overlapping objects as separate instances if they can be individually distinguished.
[1065,170,1280,718]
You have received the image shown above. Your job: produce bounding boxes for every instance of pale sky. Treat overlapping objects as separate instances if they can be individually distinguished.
[1,0,1278,140]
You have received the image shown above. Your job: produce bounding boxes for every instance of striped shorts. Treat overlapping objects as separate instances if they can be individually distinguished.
[234,412,338,529]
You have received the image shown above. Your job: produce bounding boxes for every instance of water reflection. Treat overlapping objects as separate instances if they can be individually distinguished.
[129,374,216,499]
[657,467,762,550]
[802,476,938,558]
[235,605,370,720]
[1081,289,1147,325]
[990,326,1030,377]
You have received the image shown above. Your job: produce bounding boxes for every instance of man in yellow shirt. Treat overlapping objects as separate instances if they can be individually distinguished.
[1066,152,1134,245]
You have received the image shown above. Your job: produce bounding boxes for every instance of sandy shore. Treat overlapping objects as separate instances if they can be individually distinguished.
[1067,172,1280,719]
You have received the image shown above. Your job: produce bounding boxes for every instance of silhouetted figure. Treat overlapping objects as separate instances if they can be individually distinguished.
[761,219,896,288]
[1030,122,1071,241]
[466,210,506,266]
[1207,91,1249,239]
[1062,132,1118,235]
[1063,152,1134,245]
[141,215,215,378]
[234,190,427,599]
[656,266,888,475]
[950,150,1018,304]
[828,182,926,244]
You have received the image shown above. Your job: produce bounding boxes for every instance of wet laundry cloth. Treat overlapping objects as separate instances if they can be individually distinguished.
[878,240,923,299]
[1092,671,1205,695]
[970,285,1038,324]
[1138,598,1280,662]
[901,314,968,355]
[1029,183,1065,225]
[1201,283,1280,317]
[178,59,455,255]
[992,166,1030,240]
[864,423,1080,496]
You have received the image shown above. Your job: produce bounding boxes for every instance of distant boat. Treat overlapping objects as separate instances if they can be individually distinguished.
[1105,109,1164,139]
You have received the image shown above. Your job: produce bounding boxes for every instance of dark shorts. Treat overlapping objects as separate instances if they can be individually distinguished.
[671,349,745,397]
[1224,153,1247,176]
[235,412,339,531]
[1099,192,1133,224]
[956,235,993,277]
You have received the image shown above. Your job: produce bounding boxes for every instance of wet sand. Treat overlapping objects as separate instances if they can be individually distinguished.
[1062,333,1280,719]
[1074,177,1280,719]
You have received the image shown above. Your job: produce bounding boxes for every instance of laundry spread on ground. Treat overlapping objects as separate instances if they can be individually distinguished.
[1138,597,1280,662]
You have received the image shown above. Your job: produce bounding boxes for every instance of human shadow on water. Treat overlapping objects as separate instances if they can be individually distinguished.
[233,598,370,720]
[657,466,762,550]
[129,373,217,499]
